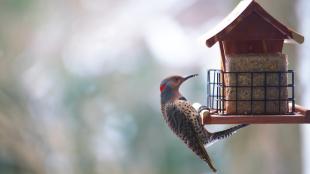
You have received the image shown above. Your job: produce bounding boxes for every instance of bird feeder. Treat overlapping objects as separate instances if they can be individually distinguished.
[201,0,310,124]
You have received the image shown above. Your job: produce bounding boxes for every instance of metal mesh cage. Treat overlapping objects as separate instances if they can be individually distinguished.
[206,69,295,115]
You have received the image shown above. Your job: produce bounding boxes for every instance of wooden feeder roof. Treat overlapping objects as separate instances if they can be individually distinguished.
[202,0,304,47]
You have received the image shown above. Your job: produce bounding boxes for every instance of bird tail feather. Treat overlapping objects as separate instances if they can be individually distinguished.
[205,124,248,147]
[196,141,217,173]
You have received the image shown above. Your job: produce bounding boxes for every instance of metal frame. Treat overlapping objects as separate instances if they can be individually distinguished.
[207,69,295,115]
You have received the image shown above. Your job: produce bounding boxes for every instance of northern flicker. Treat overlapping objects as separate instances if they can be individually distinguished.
[160,74,248,172]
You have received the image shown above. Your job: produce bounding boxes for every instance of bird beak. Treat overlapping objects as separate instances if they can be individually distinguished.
[182,74,198,83]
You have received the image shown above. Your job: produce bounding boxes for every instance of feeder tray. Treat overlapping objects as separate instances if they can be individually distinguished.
[201,104,310,124]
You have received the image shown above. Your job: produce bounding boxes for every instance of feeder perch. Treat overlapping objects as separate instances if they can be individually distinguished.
[200,0,309,124]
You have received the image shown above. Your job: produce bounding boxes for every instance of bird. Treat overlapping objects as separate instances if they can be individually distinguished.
[160,74,248,172]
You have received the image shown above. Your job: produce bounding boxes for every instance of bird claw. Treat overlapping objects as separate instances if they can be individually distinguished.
[198,105,210,114]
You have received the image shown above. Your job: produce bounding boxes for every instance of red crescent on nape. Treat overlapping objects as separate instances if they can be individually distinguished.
[160,84,166,92]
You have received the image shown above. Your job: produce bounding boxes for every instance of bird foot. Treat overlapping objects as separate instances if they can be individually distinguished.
[198,105,210,114]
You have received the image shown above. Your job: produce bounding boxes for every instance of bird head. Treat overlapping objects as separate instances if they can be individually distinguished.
[160,74,198,93]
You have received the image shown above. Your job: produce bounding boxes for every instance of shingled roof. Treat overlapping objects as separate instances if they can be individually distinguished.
[201,0,304,47]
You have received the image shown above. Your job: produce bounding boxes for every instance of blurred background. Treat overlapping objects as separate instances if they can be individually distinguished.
[0,0,310,173]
